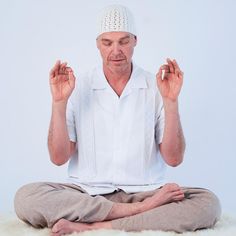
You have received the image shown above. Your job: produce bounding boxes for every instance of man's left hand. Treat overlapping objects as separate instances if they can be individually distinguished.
[156,58,184,102]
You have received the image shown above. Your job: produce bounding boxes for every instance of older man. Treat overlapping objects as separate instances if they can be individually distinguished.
[14,5,221,236]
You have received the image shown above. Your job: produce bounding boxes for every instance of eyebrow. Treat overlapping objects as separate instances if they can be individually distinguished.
[101,35,131,42]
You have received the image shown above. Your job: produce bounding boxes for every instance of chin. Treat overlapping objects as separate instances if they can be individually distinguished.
[111,64,126,71]
[112,61,125,65]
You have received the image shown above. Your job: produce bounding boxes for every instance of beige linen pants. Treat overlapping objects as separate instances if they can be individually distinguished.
[14,182,221,233]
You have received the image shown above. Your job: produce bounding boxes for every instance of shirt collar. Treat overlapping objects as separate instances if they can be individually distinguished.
[91,65,108,90]
[91,62,148,90]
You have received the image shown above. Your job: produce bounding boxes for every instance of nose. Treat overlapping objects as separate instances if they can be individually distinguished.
[112,42,121,55]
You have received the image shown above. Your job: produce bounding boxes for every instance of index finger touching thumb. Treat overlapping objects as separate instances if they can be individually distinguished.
[69,70,76,81]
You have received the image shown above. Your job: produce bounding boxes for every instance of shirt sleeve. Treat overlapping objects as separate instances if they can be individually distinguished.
[155,106,165,144]
[155,90,165,144]
[66,97,77,143]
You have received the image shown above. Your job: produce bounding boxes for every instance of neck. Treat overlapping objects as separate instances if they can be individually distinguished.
[103,63,133,97]
[103,63,132,83]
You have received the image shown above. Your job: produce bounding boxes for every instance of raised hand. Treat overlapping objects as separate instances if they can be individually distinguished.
[49,60,76,103]
[156,58,184,102]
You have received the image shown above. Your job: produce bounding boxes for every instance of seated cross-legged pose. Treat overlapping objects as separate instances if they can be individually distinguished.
[14,4,221,236]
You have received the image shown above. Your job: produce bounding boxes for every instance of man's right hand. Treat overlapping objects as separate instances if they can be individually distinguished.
[49,60,76,103]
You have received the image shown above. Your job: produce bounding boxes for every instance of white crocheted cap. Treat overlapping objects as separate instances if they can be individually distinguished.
[96,4,137,38]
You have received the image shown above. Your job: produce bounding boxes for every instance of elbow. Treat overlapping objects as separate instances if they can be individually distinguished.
[160,144,185,167]
[51,158,66,166]
[49,153,69,166]
[164,154,184,167]
[167,158,183,167]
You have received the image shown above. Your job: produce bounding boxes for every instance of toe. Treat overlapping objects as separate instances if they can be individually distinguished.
[52,219,66,233]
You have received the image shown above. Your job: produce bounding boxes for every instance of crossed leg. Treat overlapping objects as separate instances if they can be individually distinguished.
[51,183,192,235]
[14,182,221,236]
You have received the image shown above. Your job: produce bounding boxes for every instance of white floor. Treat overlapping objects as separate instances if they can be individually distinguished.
[0,214,236,236]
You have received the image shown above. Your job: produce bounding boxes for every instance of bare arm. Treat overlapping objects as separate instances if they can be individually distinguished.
[48,101,76,165]
[156,59,185,167]
[104,183,184,220]
[159,99,185,166]
[48,60,76,166]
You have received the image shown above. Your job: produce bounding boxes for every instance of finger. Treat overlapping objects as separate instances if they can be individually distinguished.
[162,72,172,80]
[161,64,172,80]
[50,60,61,78]
[159,65,170,80]
[173,59,184,78]
[167,58,175,73]
[59,62,68,74]
[172,60,181,76]
[171,188,182,194]
[68,70,76,86]
[160,64,170,72]
[49,69,55,79]
[172,190,185,197]
[164,184,180,193]
[65,67,74,78]
[65,67,73,73]
[61,62,67,70]
[156,68,163,85]
[169,184,181,192]
[162,70,182,81]
[173,59,180,71]
[173,194,185,201]
[173,192,185,198]
[178,70,184,79]
[54,60,61,76]
[173,190,184,196]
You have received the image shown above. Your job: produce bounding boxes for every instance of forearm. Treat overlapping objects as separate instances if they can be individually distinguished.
[105,202,143,220]
[105,186,175,220]
[105,200,152,221]
[48,101,71,165]
[160,99,185,166]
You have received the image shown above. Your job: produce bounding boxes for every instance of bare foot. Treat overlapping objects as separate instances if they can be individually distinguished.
[143,183,185,210]
[51,219,112,236]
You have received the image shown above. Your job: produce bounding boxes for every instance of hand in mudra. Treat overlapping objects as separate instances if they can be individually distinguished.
[49,60,76,102]
[156,58,184,102]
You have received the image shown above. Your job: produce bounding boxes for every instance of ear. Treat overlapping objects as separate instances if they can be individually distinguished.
[96,38,100,49]
[134,36,137,47]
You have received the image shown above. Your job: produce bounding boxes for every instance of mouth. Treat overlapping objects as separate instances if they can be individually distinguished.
[111,59,125,62]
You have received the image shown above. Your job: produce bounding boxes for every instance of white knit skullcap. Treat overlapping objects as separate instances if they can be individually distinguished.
[96,4,137,38]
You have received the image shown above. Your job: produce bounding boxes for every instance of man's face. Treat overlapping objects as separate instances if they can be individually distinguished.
[96,32,137,73]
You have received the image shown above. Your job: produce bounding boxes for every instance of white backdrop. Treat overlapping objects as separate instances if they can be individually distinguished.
[1,0,236,216]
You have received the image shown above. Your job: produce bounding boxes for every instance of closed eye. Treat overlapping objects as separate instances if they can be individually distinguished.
[102,39,112,46]
[120,38,130,45]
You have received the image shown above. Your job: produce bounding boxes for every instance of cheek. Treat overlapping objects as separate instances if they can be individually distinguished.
[100,49,109,60]
[125,47,134,58]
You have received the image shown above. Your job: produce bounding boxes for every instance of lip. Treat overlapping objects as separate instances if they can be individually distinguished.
[111,59,125,62]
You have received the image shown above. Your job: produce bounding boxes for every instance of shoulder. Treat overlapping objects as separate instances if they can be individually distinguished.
[133,64,158,91]
[75,67,97,85]
[134,64,163,106]
[69,66,98,104]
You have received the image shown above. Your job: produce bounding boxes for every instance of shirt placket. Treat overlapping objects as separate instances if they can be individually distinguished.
[111,97,124,185]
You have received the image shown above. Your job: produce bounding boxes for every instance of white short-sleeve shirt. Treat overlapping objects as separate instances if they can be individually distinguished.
[66,63,167,195]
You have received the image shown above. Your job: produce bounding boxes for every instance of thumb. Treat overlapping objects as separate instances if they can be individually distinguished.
[156,68,163,87]
[68,71,76,87]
